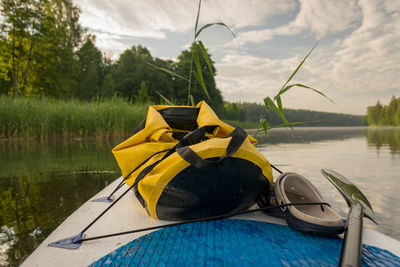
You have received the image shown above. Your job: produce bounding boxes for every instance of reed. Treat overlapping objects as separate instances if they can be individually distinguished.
[0,96,148,139]
[151,0,331,137]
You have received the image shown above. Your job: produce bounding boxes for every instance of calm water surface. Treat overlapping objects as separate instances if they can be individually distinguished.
[1,127,399,266]
[255,127,400,239]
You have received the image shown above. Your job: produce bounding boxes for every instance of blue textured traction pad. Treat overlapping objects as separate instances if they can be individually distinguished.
[89,219,400,266]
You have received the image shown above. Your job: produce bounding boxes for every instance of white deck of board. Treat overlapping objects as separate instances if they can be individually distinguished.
[22,177,400,266]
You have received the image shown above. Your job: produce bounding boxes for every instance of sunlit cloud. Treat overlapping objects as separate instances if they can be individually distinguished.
[73,0,400,114]
[230,0,361,47]
[75,0,296,37]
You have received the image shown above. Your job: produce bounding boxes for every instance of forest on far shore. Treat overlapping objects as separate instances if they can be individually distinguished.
[0,0,225,112]
[1,0,366,133]
[366,96,400,126]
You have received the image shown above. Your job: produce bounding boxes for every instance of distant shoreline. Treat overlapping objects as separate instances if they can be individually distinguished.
[1,96,369,140]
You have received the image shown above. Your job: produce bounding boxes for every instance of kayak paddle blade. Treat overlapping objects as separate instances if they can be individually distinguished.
[48,232,85,250]
[321,169,377,224]
[91,196,114,203]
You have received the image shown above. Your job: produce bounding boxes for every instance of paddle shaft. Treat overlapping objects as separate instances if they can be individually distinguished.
[340,204,363,267]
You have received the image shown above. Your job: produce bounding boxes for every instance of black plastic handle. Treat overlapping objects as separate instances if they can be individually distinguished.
[177,127,248,169]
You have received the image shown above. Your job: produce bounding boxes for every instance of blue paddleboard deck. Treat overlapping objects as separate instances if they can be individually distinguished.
[89,219,400,266]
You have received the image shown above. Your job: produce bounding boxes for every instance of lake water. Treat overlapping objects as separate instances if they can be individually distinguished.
[1,127,399,266]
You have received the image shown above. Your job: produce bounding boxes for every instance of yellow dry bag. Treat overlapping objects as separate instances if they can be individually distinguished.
[112,101,273,220]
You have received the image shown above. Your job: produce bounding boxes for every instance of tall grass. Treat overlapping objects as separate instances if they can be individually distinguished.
[0,96,148,139]
[152,0,331,137]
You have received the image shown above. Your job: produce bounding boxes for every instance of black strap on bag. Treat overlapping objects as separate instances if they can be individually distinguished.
[132,126,247,207]
[52,126,250,246]
[176,127,248,169]
[175,125,216,146]
[132,125,217,207]
[63,126,247,247]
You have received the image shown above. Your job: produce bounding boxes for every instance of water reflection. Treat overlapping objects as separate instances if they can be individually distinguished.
[251,127,368,144]
[0,172,116,266]
[365,127,400,154]
[257,127,400,240]
[0,137,124,266]
[0,137,123,178]
[0,128,400,265]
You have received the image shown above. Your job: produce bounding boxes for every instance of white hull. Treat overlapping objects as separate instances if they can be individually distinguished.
[22,177,400,266]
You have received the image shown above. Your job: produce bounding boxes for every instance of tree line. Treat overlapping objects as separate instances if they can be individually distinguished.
[366,96,400,126]
[0,0,224,111]
[1,0,366,127]
[224,102,364,127]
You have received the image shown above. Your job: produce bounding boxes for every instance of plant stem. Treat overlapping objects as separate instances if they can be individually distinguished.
[187,51,194,105]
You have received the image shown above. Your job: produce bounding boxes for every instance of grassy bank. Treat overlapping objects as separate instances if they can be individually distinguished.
[0,96,148,139]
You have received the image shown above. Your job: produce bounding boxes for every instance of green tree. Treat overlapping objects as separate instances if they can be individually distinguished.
[394,107,400,126]
[223,102,244,121]
[99,73,116,98]
[387,95,398,125]
[112,45,174,102]
[175,43,224,112]
[0,38,12,94]
[135,81,152,104]
[0,0,42,96]
[365,96,400,126]
[32,0,82,98]
[366,101,382,125]
[74,36,104,100]
[0,0,83,98]
[112,46,151,99]
[150,57,175,102]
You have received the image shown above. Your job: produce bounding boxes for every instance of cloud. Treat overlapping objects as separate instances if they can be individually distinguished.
[329,0,400,94]
[75,0,295,38]
[74,0,296,57]
[198,0,296,29]
[73,0,400,114]
[215,49,374,114]
[231,0,361,46]
[215,52,302,103]
[293,0,361,37]
[214,0,400,114]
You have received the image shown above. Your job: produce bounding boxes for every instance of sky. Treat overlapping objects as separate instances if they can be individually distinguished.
[73,0,400,115]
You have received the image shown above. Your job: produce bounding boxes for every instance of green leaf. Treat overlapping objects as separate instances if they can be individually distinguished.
[189,94,195,106]
[147,62,189,81]
[195,22,236,39]
[253,119,265,138]
[194,0,202,37]
[264,97,290,126]
[262,119,268,136]
[193,51,203,78]
[280,41,319,90]
[192,51,210,99]
[155,90,174,105]
[261,41,334,137]
[276,83,334,103]
[193,71,210,100]
[276,96,284,114]
[198,41,213,77]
